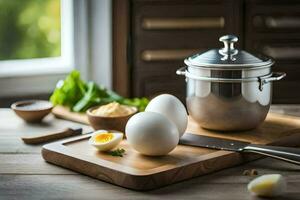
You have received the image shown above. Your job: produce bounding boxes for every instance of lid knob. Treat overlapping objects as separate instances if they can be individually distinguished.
[219,35,238,61]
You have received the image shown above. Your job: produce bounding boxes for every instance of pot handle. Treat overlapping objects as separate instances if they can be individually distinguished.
[259,72,286,91]
[176,66,187,76]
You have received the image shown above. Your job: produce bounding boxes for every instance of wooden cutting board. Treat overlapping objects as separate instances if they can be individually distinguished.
[43,108,300,190]
[52,106,89,124]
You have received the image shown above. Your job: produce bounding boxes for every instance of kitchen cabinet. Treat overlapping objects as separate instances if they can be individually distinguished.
[245,0,300,103]
[113,0,300,103]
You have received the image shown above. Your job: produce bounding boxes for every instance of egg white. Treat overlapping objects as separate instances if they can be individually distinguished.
[126,112,179,156]
[145,94,188,137]
[247,174,286,197]
[89,130,123,151]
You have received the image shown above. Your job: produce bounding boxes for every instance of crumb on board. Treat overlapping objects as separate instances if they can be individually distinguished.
[243,169,258,176]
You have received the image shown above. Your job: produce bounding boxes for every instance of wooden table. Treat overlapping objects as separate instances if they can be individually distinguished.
[1,106,300,200]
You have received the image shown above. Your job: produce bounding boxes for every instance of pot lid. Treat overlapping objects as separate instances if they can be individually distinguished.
[184,35,274,69]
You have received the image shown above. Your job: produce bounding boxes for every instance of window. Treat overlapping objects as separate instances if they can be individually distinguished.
[0,0,60,60]
[0,0,113,97]
[0,0,74,77]
[0,0,75,97]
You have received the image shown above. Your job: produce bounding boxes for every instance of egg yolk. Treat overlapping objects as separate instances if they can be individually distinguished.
[94,133,114,143]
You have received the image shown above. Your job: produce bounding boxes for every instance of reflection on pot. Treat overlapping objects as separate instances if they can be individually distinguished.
[186,81,270,131]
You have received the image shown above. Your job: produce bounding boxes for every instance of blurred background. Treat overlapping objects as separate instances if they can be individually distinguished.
[1,0,300,106]
[0,0,61,60]
[0,0,111,106]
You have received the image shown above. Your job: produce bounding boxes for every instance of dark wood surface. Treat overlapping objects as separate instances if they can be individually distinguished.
[112,0,131,97]
[1,106,300,199]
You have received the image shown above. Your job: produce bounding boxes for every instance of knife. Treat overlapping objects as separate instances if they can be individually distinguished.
[21,127,83,144]
[179,133,300,165]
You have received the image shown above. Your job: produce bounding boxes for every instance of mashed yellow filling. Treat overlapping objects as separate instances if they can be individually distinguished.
[92,102,134,117]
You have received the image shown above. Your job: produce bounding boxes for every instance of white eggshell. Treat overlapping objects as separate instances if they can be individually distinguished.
[145,94,188,138]
[247,174,286,197]
[125,112,179,156]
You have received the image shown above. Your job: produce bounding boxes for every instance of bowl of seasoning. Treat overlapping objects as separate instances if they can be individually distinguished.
[11,100,53,123]
[87,102,138,132]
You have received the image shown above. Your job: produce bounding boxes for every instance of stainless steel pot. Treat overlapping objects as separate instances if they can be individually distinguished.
[176,35,286,131]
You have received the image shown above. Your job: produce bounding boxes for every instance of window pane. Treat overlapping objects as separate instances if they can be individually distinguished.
[0,0,61,60]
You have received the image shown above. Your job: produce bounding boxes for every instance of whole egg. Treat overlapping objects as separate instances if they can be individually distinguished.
[145,94,188,137]
[125,112,179,156]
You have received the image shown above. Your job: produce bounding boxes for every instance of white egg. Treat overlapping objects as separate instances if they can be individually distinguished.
[125,112,179,156]
[89,130,123,151]
[247,174,286,197]
[145,94,188,137]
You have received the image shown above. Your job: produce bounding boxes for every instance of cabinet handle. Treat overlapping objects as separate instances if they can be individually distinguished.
[254,16,300,29]
[263,46,300,59]
[142,49,201,61]
[142,17,225,30]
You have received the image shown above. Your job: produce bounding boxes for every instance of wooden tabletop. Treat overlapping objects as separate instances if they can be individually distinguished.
[1,106,300,200]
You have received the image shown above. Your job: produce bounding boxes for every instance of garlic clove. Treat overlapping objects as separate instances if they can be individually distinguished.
[247,174,286,197]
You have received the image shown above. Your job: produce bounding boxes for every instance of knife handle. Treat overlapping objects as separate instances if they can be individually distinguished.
[21,128,79,144]
[243,144,300,165]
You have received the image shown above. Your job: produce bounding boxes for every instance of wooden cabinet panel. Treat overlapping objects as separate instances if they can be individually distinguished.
[245,0,300,103]
[273,81,300,104]
[133,69,186,101]
[131,0,243,98]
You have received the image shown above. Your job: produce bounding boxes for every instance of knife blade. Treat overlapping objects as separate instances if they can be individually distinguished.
[21,127,83,144]
[180,133,249,151]
[179,133,300,165]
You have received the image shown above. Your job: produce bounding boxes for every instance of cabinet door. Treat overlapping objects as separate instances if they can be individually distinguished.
[245,0,300,103]
[131,0,243,101]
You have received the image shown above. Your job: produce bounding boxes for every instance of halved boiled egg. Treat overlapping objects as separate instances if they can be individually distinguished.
[89,130,123,151]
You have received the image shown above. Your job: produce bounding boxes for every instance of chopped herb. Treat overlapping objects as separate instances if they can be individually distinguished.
[107,148,126,157]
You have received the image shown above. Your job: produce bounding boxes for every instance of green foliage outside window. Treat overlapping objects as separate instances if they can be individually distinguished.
[0,0,61,60]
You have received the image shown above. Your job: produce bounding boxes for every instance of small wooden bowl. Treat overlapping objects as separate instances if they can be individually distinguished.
[11,100,53,123]
[87,105,138,132]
